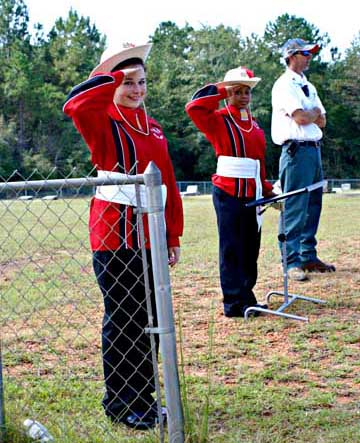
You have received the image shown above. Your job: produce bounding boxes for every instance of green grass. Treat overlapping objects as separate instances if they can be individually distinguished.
[1,194,359,442]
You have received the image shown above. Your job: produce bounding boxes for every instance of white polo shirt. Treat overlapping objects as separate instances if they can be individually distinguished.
[271,68,326,146]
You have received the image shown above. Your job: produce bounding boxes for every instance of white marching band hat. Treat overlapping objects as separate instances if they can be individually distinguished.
[90,43,152,77]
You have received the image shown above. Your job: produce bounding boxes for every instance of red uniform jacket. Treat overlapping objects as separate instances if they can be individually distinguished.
[185,84,273,198]
[63,71,183,251]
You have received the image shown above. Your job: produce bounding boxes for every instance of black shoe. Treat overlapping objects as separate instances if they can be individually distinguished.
[117,407,167,431]
[224,310,243,318]
[242,304,268,318]
[120,411,156,430]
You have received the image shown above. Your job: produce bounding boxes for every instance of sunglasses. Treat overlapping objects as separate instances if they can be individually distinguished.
[294,50,312,57]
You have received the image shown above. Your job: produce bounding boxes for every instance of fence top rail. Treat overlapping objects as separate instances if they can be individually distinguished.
[0,174,145,192]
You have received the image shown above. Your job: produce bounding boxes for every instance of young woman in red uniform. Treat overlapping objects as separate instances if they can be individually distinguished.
[186,66,274,318]
[63,44,183,430]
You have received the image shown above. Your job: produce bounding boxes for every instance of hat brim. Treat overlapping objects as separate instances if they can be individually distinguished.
[90,44,152,77]
[216,78,261,89]
[303,44,320,54]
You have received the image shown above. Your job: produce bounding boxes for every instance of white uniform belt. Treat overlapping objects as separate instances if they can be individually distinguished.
[95,170,167,207]
[216,155,258,179]
[216,156,263,230]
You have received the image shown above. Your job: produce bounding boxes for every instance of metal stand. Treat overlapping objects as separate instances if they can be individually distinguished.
[244,182,326,321]
[0,343,5,443]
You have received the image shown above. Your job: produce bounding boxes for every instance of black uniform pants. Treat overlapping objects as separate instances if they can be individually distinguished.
[213,186,261,316]
[93,248,158,420]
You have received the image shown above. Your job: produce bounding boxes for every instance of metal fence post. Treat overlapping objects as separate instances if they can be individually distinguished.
[143,162,185,443]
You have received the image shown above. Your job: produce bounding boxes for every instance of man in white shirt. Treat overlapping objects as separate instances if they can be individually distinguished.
[271,38,335,281]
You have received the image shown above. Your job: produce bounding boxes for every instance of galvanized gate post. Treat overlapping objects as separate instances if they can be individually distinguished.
[143,162,184,443]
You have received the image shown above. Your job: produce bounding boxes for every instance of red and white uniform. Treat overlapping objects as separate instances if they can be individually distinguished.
[185,84,273,198]
[64,71,183,251]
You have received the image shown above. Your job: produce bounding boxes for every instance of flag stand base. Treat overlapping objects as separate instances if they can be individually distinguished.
[244,192,326,321]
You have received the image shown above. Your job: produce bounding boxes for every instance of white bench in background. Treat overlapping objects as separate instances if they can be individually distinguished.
[333,183,351,193]
[180,185,200,197]
[42,195,58,200]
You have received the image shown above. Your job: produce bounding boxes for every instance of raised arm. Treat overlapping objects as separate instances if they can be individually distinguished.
[185,84,228,135]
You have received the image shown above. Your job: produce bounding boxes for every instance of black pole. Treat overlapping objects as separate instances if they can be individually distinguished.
[245,180,325,208]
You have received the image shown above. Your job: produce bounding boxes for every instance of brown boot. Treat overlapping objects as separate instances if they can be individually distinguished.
[302,259,336,273]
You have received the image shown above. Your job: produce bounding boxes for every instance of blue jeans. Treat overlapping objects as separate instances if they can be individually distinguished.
[279,143,323,269]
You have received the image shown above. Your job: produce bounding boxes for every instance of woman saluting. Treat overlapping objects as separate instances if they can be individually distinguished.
[186,66,274,318]
[64,43,183,430]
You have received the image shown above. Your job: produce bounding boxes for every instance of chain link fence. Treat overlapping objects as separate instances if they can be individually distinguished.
[177,179,360,195]
[0,163,184,443]
[325,178,360,192]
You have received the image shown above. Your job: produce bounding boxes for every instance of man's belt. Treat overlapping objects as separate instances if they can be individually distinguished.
[283,140,321,148]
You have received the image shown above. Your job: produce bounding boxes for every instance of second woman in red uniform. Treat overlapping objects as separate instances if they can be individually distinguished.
[186,66,274,318]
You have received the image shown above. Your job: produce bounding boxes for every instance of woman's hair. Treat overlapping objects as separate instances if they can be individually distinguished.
[111,57,145,72]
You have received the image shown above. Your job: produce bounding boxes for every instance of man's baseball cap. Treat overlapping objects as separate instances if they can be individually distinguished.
[282,38,320,59]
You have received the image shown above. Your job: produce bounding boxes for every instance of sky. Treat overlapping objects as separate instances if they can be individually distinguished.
[25,0,359,60]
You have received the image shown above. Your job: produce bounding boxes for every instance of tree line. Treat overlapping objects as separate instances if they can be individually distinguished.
[0,0,359,180]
